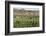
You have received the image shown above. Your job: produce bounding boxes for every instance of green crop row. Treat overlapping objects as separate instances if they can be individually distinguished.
[13,15,39,28]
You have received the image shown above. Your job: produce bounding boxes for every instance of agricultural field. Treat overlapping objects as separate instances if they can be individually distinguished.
[13,15,39,28]
[13,8,39,28]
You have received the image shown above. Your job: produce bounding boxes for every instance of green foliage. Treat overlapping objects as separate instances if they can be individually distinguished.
[13,15,39,28]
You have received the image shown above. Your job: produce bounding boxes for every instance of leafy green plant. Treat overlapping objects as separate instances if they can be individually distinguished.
[13,15,39,28]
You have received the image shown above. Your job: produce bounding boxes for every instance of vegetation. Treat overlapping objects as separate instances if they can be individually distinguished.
[13,15,39,28]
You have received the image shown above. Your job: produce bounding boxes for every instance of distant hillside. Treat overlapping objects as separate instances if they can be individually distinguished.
[13,8,39,16]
